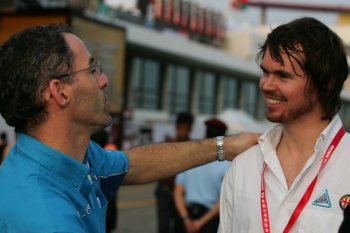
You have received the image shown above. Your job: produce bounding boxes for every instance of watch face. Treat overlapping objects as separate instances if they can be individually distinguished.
[216,136,225,161]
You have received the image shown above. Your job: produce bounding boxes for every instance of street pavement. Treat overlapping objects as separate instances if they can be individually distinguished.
[113,182,157,233]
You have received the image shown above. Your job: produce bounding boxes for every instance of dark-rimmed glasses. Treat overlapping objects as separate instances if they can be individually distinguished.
[56,61,103,79]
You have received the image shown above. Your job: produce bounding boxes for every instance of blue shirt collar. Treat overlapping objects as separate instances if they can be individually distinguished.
[16,133,89,190]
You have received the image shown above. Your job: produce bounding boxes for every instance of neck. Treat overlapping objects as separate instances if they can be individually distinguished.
[281,115,330,155]
[27,119,91,162]
[276,114,331,188]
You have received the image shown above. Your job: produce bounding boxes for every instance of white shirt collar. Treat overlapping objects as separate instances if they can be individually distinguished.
[258,114,344,161]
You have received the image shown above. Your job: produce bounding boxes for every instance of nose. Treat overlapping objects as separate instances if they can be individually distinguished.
[259,74,276,92]
[97,72,109,88]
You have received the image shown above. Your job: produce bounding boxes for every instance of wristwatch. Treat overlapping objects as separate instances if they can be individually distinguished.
[216,136,225,161]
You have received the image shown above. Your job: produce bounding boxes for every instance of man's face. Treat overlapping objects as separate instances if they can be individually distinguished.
[63,33,112,131]
[175,123,192,142]
[259,47,320,124]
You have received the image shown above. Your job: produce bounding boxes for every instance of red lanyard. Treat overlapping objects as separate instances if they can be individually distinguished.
[260,127,345,233]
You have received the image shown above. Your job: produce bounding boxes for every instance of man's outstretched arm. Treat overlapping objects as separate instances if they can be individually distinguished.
[123,133,260,185]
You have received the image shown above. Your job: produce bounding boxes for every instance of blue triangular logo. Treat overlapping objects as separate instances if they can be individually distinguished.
[312,189,332,208]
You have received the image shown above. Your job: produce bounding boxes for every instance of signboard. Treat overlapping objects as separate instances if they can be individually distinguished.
[0,13,69,42]
[71,16,126,113]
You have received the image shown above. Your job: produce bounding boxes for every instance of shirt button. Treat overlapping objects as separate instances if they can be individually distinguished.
[283,201,288,207]
[86,204,92,214]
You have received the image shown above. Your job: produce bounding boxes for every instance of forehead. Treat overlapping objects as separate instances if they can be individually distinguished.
[63,33,91,65]
[262,46,305,75]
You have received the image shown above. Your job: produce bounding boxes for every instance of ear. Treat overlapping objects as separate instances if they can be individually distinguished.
[45,79,71,107]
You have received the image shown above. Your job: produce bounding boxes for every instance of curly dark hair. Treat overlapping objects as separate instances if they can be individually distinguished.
[256,17,349,120]
[0,24,74,132]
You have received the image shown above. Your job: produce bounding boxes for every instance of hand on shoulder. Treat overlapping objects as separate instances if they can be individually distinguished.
[224,133,260,160]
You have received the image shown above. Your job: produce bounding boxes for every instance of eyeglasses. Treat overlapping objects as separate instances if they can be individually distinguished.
[56,61,103,79]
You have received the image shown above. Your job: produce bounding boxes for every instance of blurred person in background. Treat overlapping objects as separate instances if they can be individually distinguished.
[0,24,259,233]
[174,118,229,233]
[155,112,194,233]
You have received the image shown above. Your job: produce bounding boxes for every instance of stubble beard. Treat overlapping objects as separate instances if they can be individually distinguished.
[266,93,317,124]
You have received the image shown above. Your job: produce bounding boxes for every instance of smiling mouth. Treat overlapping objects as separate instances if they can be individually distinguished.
[266,98,282,105]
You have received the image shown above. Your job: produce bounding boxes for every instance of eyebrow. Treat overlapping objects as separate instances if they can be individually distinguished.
[259,64,274,74]
[260,64,294,77]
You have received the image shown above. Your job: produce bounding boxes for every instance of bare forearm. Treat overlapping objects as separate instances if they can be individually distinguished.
[174,185,188,219]
[122,133,260,185]
[199,202,220,226]
[123,138,215,184]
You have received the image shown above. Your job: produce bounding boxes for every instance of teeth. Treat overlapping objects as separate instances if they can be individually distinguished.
[267,98,281,104]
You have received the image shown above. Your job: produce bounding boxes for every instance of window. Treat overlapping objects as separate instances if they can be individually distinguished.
[130,57,160,110]
[167,65,191,113]
[240,81,258,117]
[197,71,216,114]
[220,76,239,110]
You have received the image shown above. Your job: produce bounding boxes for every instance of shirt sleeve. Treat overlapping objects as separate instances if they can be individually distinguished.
[175,172,186,185]
[87,141,129,199]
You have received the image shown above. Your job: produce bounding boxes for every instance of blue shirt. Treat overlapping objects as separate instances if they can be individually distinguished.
[175,161,230,209]
[0,133,128,233]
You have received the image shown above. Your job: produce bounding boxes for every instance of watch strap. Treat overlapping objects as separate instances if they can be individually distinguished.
[216,136,225,161]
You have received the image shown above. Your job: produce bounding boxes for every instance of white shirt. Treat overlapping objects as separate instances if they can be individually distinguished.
[219,115,350,233]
